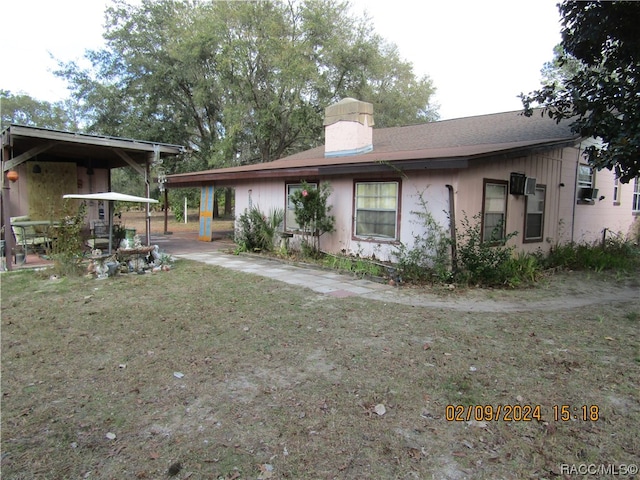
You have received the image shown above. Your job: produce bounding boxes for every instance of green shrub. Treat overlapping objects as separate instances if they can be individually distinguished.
[392,191,452,283]
[235,206,284,253]
[544,237,639,272]
[322,253,386,278]
[500,252,543,287]
[453,213,520,287]
[50,202,87,277]
[393,203,638,287]
[289,181,335,257]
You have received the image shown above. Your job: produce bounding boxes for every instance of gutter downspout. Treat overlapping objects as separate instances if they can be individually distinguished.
[446,184,457,271]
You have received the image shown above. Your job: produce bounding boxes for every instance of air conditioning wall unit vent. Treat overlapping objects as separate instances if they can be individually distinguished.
[578,187,598,201]
[525,177,537,196]
[509,172,526,195]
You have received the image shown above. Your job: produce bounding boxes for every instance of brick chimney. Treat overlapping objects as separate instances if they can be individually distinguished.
[323,98,374,157]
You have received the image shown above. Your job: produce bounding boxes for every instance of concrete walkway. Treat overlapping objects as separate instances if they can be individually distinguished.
[148,231,394,299]
[172,249,393,299]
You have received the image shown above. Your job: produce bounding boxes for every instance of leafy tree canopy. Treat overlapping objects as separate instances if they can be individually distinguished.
[55,0,438,175]
[1,90,79,131]
[521,1,640,183]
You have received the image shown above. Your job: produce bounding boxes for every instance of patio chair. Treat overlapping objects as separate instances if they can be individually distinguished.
[87,220,111,250]
[10,216,53,255]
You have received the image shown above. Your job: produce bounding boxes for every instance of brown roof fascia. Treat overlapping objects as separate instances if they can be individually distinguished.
[166,167,321,187]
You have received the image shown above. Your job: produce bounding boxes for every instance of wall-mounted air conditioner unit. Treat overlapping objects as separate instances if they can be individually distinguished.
[509,172,526,195]
[525,177,537,196]
[578,187,598,201]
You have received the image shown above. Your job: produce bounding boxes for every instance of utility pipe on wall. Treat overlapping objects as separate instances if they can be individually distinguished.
[446,184,457,271]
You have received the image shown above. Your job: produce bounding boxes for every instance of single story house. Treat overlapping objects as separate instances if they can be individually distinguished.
[166,98,639,262]
[1,124,185,270]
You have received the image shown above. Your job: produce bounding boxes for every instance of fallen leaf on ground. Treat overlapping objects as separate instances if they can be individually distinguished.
[466,420,488,428]
[374,404,386,416]
[408,448,421,459]
[257,464,274,479]
[167,462,181,476]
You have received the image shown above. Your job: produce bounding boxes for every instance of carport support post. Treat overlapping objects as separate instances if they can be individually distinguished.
[2,177,14,271]
[163,188,169,235]
[145,158,151,246]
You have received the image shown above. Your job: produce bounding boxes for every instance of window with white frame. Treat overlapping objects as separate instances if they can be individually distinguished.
[613,176,620,205]
[286,183,317,230]
[354,181,399,240]
[633,177,640,213]
[524,185,546,242]
[578,164,594,188]
[482,180,508,242]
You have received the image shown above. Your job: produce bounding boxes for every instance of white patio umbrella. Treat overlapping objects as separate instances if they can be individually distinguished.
[63,192,159,253]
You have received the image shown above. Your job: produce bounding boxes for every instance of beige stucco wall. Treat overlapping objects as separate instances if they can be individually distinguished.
[316,175,454,261]
[558,143,638,243]
[234,172,456,262]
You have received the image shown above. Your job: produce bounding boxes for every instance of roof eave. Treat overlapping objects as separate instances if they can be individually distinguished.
[2,124,186,154]
[166,135,581,187]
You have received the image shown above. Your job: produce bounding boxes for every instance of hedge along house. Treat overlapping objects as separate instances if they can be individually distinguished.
[165,98,639,262]
[1,124,185,270]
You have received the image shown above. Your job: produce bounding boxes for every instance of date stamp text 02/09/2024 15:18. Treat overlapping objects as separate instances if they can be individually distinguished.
[445,404,600,422]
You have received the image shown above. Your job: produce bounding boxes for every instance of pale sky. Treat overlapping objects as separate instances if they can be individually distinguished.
[1,0,562,120]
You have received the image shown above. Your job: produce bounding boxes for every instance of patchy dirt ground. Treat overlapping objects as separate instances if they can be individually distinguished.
[1,258,639,479]
[120,209,233,235]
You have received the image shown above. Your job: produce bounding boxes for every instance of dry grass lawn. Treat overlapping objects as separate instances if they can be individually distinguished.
[1,259,639,479]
